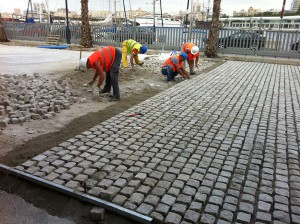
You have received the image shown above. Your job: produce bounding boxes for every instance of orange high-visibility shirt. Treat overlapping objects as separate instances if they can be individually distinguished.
[162,56,183,72]
[88,46,116,71]
[182,43,199,60]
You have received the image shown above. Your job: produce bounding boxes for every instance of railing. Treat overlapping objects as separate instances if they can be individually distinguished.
[3,21,300,59]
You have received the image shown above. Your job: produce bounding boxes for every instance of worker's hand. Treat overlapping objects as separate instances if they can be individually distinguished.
[120,66,128,73]
[83,79,95,87]
[186,75,190,80]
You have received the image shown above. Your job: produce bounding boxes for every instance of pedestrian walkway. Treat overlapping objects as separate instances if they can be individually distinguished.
[16,61,300,224]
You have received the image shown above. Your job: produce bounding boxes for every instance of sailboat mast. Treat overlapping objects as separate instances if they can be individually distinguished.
[30,0,34,19]
[153,0,156,30]
[189,0,193,41]
[45,0,50,24]
[114,0,117,24]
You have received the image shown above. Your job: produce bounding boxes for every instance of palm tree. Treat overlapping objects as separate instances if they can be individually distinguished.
[205,0,221,58]
[80,0,93,47]
[0,14,9,42]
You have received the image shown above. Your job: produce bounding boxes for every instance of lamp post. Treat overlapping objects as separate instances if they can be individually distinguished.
[188,0,193,42]
[65,0,71,44]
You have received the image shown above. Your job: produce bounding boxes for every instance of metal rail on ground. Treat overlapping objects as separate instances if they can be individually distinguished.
[0,163,153,224]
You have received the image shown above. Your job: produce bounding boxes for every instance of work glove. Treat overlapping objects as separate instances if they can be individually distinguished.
[138,62,144,66]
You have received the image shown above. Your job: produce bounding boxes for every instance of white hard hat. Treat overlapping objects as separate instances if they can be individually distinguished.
[191,46,199,55]
[79,58,88,70]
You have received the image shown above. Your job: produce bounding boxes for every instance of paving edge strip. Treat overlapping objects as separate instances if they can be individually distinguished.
[0,163,153,224]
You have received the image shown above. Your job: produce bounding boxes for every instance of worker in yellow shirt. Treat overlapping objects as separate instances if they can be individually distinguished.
[122,39,147,70]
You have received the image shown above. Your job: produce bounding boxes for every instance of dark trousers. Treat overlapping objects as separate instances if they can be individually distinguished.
[103,48,122,98]
[161,65,179,81]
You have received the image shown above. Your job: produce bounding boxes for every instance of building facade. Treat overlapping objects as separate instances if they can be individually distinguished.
[291,0,300,11]
[192,0,205,21]
[233,7,261,17]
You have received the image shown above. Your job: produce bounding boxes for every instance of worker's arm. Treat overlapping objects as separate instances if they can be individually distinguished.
[130,52,137,69]
[130,53,135,69]
[175,65,189,79]
[181,67,190,79]
[130,49,142,69]
[181,67,190,78]
[93,61,105,88]
[92,73,98,82]
[195,55,199,68]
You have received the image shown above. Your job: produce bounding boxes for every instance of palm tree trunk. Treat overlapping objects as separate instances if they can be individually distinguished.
[0,14,9,42]
[205,0,221,58]
[80,0,93,47]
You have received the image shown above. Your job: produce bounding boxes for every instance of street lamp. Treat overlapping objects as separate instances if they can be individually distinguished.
[65,0,71,44]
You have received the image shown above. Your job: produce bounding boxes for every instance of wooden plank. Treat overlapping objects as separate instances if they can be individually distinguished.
[47,35,61,45]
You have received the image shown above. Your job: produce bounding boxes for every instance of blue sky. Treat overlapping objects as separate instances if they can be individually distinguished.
[0,0,294,16]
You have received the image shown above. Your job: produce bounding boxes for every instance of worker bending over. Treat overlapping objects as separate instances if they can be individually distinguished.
[161,52,190,82]
[79,46,122,101]
[182,43,199,75]
[122,39,147,70]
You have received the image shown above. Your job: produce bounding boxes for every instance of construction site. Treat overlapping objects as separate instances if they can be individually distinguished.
[1,0,300,224]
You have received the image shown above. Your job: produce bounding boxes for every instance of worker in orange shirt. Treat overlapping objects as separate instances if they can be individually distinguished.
[182,43,199,75]
[161,52,190,81]
[79,46,122,101]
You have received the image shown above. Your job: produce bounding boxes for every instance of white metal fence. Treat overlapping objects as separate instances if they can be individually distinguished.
[3,21,300,58]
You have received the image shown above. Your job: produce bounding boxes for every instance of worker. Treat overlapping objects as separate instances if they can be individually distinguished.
[161,52,190,82]
[122,39,147,70]
[79,46,122,101]
[182,43,200,75]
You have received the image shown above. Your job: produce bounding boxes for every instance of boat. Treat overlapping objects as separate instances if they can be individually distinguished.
[218,15,300,31]
[131,16,182,27]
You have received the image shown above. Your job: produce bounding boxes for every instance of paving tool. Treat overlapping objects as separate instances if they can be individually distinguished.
[125,112,143,117]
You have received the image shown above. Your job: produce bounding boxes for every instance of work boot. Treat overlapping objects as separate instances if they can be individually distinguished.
[108,95,120,101]
[190,72,196,76]
[100,89,111,94]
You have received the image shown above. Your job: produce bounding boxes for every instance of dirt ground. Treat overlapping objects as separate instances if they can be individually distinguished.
[0,174,141,224]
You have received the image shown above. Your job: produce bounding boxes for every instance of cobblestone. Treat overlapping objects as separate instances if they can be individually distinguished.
[17,62,300,224]
[165,212,182,224]
[200,213,216,224]
[237,212,251,223]
[112,195,127,205]
[183,210,201,224]
[144,194,160,207]
[156,203,171,216]
[171,203,187,216]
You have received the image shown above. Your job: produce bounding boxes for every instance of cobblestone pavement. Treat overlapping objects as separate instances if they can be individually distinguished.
[16,61,300,224]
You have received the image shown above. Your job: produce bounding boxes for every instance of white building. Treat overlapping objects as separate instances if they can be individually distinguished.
[291,0,300,12]
[192,0,205,21]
